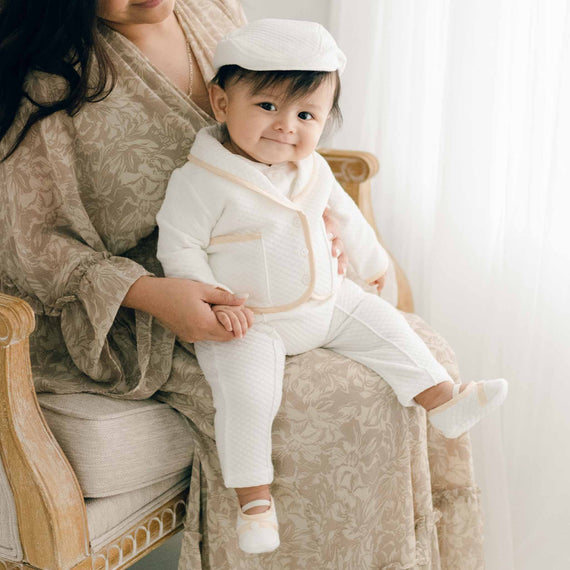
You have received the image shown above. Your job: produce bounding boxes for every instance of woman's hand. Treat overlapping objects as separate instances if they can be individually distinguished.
[323,206,348,275]
[122,276,251,342]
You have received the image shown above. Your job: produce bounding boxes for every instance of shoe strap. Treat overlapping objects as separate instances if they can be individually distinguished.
[453,382,477,399]
[237,520,278,534]
[241,499,271,513]
[477,382,488,405]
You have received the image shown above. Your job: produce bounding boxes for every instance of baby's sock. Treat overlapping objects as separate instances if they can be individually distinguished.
[236,496,280,554]
[428,379,508,438]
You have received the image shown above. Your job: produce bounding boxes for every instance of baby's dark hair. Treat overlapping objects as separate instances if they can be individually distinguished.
[211,65,343,128]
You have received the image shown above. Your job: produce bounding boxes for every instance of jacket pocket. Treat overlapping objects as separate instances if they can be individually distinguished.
[206,233,271,306]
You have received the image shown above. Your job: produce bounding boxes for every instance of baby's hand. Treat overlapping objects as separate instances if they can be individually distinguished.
[370,274,386,294]
[212,304,254,339]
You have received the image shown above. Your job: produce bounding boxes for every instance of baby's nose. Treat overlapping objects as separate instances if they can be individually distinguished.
[274,115,295,133]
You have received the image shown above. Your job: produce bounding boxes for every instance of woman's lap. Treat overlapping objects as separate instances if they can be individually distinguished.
[154,311,483,569]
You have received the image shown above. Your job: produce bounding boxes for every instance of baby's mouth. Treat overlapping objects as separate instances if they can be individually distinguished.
[262,137,295,146]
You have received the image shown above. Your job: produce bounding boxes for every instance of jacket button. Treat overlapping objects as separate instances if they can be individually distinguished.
[300,247,308,257]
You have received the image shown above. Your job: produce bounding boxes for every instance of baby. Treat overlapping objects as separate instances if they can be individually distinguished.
[156,19,508,555]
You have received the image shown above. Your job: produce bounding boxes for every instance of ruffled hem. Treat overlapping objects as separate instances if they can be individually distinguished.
[58,255,151,383]
[0,252,148,319]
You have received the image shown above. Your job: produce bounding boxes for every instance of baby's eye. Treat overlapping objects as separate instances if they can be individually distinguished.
[258,102,276,111]
[298,111,314,121]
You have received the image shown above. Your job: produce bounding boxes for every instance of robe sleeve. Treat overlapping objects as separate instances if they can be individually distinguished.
[0,102,152,382]
[327,178,391,284]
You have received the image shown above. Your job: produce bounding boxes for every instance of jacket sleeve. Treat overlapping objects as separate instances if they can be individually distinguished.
[327,177,391,284]
[156,166,233,292]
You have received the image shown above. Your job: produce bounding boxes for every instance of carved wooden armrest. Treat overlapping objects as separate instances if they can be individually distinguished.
[318,148,414,312]
[0,294,89,570]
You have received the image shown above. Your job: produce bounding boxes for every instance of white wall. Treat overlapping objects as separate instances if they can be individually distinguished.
[241,0,330,26]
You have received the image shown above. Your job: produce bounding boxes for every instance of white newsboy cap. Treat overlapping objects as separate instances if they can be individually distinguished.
[212,18,346,75]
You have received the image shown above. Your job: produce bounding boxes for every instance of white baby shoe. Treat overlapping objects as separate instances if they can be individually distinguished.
[236,497,280,554]
[428,379,508,439]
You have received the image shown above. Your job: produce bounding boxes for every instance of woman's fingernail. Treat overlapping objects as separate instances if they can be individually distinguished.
[236,293,249,299]
[327,232,334,240]
[333,248,339,257]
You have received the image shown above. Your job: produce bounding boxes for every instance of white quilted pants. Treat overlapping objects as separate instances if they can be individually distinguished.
[194,278,452,488]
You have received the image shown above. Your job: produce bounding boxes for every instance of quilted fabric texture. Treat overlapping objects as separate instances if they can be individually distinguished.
[195,279,451,488]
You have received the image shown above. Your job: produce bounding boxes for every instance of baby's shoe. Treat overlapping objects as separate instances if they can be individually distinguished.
[428,379,508,439]
[236,497,280,554]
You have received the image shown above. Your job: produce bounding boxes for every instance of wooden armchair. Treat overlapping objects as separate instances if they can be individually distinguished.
[0,150,413,570]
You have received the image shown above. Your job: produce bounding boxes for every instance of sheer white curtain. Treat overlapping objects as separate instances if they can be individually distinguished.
[330,1,570,569]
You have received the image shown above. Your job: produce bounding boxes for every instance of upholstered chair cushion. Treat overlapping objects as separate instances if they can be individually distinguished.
[85,472,190,552]
[37,393,195,498]
[0,458,22,562]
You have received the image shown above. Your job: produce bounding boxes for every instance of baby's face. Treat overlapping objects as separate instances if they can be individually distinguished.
[209,78,336,165]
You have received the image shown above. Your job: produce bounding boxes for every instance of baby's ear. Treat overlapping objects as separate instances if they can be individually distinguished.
[208,84,229,123]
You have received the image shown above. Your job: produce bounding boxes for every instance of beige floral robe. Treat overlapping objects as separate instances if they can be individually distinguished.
[0,1,484,567]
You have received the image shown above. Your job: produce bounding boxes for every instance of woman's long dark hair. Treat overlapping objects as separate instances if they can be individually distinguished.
[0,0,116,161]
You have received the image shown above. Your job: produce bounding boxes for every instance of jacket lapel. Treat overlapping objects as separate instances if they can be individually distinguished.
[189,126,317,209]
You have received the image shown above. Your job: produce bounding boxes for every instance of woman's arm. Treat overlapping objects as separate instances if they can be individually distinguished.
[122,276,251,343]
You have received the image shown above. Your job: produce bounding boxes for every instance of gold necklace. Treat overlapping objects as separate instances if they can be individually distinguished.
[174,9,193,97]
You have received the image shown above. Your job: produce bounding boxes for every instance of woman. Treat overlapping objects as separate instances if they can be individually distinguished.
[0,0,484,568]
